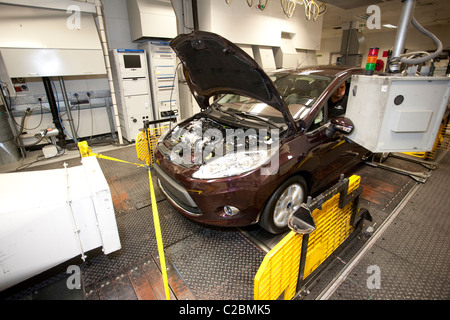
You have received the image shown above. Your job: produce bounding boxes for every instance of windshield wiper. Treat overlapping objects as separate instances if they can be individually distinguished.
[234,112,279,128]
[214,104,244,121]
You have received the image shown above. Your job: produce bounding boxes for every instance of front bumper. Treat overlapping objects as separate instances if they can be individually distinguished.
[153,163,201,216]
[153,163,265,227]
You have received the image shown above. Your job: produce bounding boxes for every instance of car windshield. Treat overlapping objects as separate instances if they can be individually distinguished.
[272,72,333,120]
[215,72,333,124]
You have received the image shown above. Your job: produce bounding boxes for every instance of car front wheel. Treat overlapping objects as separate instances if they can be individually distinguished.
[259,176,308,234]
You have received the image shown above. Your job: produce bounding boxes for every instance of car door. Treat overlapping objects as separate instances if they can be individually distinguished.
[307,78,362,191]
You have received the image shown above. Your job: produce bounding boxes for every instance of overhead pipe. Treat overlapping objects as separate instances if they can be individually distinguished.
[389,0,443,72]
[391,0,416,65]
[94,0,123,145]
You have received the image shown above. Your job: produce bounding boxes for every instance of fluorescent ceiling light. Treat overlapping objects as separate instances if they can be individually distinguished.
[383,24,398,28]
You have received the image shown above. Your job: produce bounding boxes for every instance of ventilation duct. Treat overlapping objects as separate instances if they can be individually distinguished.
[127,0,177,41]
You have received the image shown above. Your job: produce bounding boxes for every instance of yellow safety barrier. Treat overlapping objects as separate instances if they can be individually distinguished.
[136,125,170,166]
[403,114,449,161]
[302,175,360,279]
[254,231,303,300]
[254,175,363,300]
[77,123,172,300]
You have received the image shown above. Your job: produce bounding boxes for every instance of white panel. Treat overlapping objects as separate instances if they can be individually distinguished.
[0,156,121,291]
[139,11,177,39]
[1,48,106,77]
[127,0,177,41]
[197,0,323,50]
[124,94,151,115]
[123,78,150,96]
[0,4,101,49]
[0,3,106,77]
[252,46,276,71]
[392,110,433,133]
[238,44,254,58]
[274,36,298,68]
[346,75,450,153]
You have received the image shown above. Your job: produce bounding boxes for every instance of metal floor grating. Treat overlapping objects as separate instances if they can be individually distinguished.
[326,151,450,300]
[166,228,266,300]
[2,144,448,300]
[1,145,265,300]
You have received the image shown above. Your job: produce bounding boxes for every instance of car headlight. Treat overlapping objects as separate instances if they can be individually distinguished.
[192,150,272,179]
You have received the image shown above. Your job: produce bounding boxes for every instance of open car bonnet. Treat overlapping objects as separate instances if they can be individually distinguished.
[170,31,297,131]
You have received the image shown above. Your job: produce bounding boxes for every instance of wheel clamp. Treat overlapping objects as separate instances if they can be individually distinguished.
[254,174,372,300]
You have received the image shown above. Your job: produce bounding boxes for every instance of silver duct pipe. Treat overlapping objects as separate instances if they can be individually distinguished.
[389,0,416,72]
[389,0,443,73]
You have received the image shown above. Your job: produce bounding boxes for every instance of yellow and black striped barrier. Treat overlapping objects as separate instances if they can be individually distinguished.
[254,174,371,300]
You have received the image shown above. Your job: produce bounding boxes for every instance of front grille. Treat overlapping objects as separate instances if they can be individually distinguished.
[153,163,202,216]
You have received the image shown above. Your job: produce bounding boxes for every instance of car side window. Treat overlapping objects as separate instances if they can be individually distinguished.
[306,77,351,133]
[327,78,350,120]
[306,103,326,132]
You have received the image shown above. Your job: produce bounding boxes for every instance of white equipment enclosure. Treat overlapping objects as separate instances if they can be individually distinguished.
[346,75,450,153]
[0,157,121,291]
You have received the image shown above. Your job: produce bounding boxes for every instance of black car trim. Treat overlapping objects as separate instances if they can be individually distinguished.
[157,178,202,216]
[153,163,202,216]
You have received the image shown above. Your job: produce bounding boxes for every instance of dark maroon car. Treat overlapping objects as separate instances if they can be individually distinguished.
[153,31,369,234]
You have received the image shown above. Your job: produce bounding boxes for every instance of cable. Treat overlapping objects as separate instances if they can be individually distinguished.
[22,100,44,131]
[257,0,268,11]
[13,109,48,148]
[281,0,297,18]
[303,0,326,21]
[281,0,326,20]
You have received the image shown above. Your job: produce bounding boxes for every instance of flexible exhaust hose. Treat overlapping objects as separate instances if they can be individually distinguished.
[399,16,443,65]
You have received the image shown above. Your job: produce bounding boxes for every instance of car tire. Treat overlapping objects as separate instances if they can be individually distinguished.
[259,175,308,234]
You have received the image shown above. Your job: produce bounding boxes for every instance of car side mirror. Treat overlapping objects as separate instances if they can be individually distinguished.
[326,116,354,138]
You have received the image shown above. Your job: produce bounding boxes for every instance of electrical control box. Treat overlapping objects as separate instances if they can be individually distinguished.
[139,40,180,122]
[110,49,153,142]
[345,75,450,153]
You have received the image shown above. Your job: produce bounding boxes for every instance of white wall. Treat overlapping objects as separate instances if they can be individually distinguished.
[103,0,138,50]
[2,0,327,143]
[318,24,450,68]
[0,0,137,140]
[197,0,323,50]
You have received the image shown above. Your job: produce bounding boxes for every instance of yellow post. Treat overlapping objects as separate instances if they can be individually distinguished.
[148,168,171,300]
[137,127,171,300]
[78,141,93,158]
[77,138,171,299]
